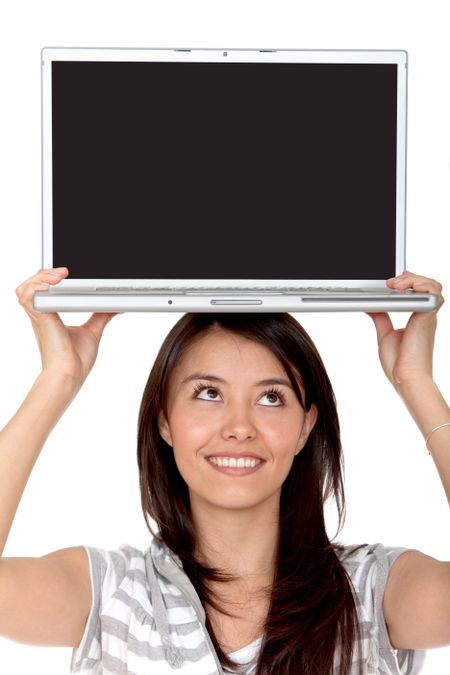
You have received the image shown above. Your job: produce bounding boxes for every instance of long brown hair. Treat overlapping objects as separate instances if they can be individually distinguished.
[137,313,365,674]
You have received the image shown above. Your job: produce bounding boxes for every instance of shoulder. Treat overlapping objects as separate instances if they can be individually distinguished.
[334,541,422,615]
[333,542,427,671]
[83,543,146,601]
[335,541,415,585]
[82,536,184,608]
[72,537,194,673]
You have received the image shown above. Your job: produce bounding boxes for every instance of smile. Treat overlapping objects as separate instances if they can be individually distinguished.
[208,456,262,468]
[206,456,265,475]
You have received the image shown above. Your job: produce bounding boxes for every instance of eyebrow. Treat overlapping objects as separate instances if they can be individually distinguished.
[180,373,294,389]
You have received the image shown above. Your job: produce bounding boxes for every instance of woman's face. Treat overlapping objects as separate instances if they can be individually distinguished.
[158,328,317,513]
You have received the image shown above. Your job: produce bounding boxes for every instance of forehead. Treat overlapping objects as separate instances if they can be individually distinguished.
[174,328,288,378]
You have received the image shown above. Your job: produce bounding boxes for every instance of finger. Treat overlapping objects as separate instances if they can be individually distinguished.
[15,267,69,294]
[366,312,394,344]
[15,268,69,304]
[15,267,69,291]
[391,278,442,293]
[82,312,119,341]
[387,272,442,294]
[16,280,56,319]
[386,273,444,311]
[16,269,70,328]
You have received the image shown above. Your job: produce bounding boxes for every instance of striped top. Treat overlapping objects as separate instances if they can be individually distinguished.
[71,538,427,674]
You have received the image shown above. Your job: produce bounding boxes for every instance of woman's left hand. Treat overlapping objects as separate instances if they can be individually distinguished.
[367,272,445,389]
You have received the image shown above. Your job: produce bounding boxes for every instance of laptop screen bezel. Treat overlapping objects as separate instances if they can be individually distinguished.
[41,47,407,289]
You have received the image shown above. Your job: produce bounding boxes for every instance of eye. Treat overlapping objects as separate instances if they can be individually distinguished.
[193,384,221,401]
[259,387,285,407]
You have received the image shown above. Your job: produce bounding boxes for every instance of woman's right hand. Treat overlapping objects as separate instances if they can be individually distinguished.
[15,267,119,388]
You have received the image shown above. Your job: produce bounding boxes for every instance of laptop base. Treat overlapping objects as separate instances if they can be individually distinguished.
[33,290,439,313]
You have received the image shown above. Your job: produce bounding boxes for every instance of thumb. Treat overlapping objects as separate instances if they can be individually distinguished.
[366,312,394,346]
[83,312,119,341]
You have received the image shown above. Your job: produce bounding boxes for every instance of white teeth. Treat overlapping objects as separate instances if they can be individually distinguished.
[208,457,262,468]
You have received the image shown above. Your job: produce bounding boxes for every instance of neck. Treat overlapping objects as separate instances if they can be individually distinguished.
[190,492,280,586]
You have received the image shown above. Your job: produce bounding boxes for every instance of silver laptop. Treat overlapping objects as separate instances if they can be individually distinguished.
[33,47,438,313]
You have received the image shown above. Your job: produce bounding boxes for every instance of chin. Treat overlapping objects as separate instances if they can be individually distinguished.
[193,489,275,511]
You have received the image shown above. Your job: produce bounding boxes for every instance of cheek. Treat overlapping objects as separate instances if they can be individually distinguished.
[169,406,214,450]
[263,411,305,449]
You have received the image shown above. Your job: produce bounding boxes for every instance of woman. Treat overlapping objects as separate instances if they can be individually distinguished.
[0,267,449,674]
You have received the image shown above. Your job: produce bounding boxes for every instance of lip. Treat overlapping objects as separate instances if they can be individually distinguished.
[205,457,265,476]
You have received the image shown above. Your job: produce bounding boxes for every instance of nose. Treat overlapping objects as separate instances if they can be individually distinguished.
[220,401,257,442]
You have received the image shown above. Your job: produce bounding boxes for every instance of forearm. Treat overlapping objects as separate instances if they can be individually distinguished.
[0,371,79,556]
[398,377,450,507]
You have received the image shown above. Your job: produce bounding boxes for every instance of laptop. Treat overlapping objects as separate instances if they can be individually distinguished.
[33,47,438,313]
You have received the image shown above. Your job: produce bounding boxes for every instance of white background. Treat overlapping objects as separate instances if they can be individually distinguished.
[0,1,449,672]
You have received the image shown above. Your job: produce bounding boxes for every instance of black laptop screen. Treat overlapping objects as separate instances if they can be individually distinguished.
[51,61,398,279]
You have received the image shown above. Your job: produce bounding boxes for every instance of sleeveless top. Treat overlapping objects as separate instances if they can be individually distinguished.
[70,538,427,674]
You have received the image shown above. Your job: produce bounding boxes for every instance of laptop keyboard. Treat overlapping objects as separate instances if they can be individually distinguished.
[92,286,337,293]
[88,286,404,294]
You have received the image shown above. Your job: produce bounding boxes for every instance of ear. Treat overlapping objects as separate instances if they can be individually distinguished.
[294,404,318,455]
[158,411,173,447]
[305,403,318,436]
